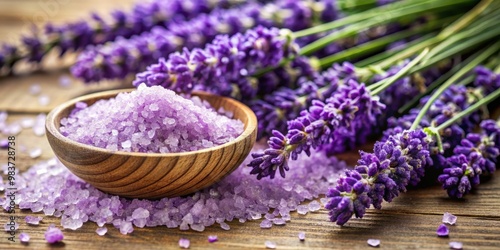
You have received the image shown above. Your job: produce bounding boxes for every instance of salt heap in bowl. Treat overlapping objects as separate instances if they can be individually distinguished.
[59,84,244,153]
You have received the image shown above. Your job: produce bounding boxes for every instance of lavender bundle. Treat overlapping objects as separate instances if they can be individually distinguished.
[71,0,341,83]
[0,0,246,73]
[325,42,500,225]
[248,0,500,178]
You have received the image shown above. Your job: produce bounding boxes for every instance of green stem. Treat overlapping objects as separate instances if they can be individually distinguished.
[436,87,500,131]
[294,0,434,38]
[370,48,429,95]
[355,33,435,67]
[299,0,473,56]
[397,47,485,115]
[410,22,500,73]
[421,7,500,63]
[373,1,494,69]
[318,16,454,68]
[437,0,493,40]
[410,41,500,130]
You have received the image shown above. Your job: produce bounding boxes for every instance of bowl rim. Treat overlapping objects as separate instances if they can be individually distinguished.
[45,88,257,157]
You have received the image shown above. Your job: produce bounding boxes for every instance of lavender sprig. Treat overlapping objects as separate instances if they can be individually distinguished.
[325,129,431,225]
[438,121,500,198]
[72,0,341,83]
[326,81,500,226]
[132,26,299,100]
[0,0,244,73]
[248,80,385,179]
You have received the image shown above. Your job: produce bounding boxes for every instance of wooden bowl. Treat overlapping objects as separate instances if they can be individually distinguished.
[45,89,257,199]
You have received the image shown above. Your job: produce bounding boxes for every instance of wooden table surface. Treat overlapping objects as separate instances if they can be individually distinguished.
[0,1,499,249]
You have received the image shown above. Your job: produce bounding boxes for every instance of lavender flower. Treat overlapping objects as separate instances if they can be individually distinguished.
[248,80,385,179]
[251,62,355,139]
[325,129,431,225]
[438,120,500,198]
[0,0,243,73]
[438,154,481,198]
[133,26,298,100]
[72,0,341,82]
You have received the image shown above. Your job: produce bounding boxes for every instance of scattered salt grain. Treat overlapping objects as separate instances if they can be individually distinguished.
[8,145,346,234]
[179,238,190,249]
[4,221,19,231]
[208,235,218,243]
[119,221,134,235]
[25,215,43,225]
[19,232,30,243]
[437,224,449,237]
[298,231,305,241]
[442,212,457,225]
[265,241,277,249]
[260,219,272,229]
[449,241,463,249]
[60,84,244,153]
[32,113,46,136]
[0,139,7,149]
[367,239,380,247]
[20,118,35,128]
[96,227,108,236]
[297,205,308,215]
[38,95,50,106]
[29,84,41,95]
[29,148,42,159]
[220,222,230,231]
[59,75,72,88]
[45,225,64,243]
[273,218,286,225]
[308,200,321,212]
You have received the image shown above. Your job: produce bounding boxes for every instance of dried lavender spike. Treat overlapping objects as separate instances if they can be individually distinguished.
[0,0,245,73]
[72,0,339,82]
[248,80,385,179]
[325,130,431,225]
[133,26,299,100]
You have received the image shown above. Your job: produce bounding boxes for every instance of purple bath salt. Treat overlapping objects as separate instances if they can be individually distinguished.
[25,215,43,225]
[442,212,457,225]
[45,225,64,243]
[179,238,190,249]
[367,239,380,247]
[298,231,305,241]
[449,241,463,249]
[265,241,277,249]
[208,235,218,243]
[96,227,108,236]
[9,144,345,234]
[19,232,30,243]
[60,84,244,153]
[437,224,449,237]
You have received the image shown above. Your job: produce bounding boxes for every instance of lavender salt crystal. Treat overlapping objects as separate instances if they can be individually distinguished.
[442,212,457,225]
[367,239,380,247]
[208,235,218,243]
[449,241,463,249]
[96,227,107,236]
[45,225,64,243]
[265,241,277,249]
[25,215,43,225]
[60,84,244,153]
[11,144,345,233]
[179,238,190,249]
[19,232,30,243]
[298,231,305,241]
[437,224,449,237]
